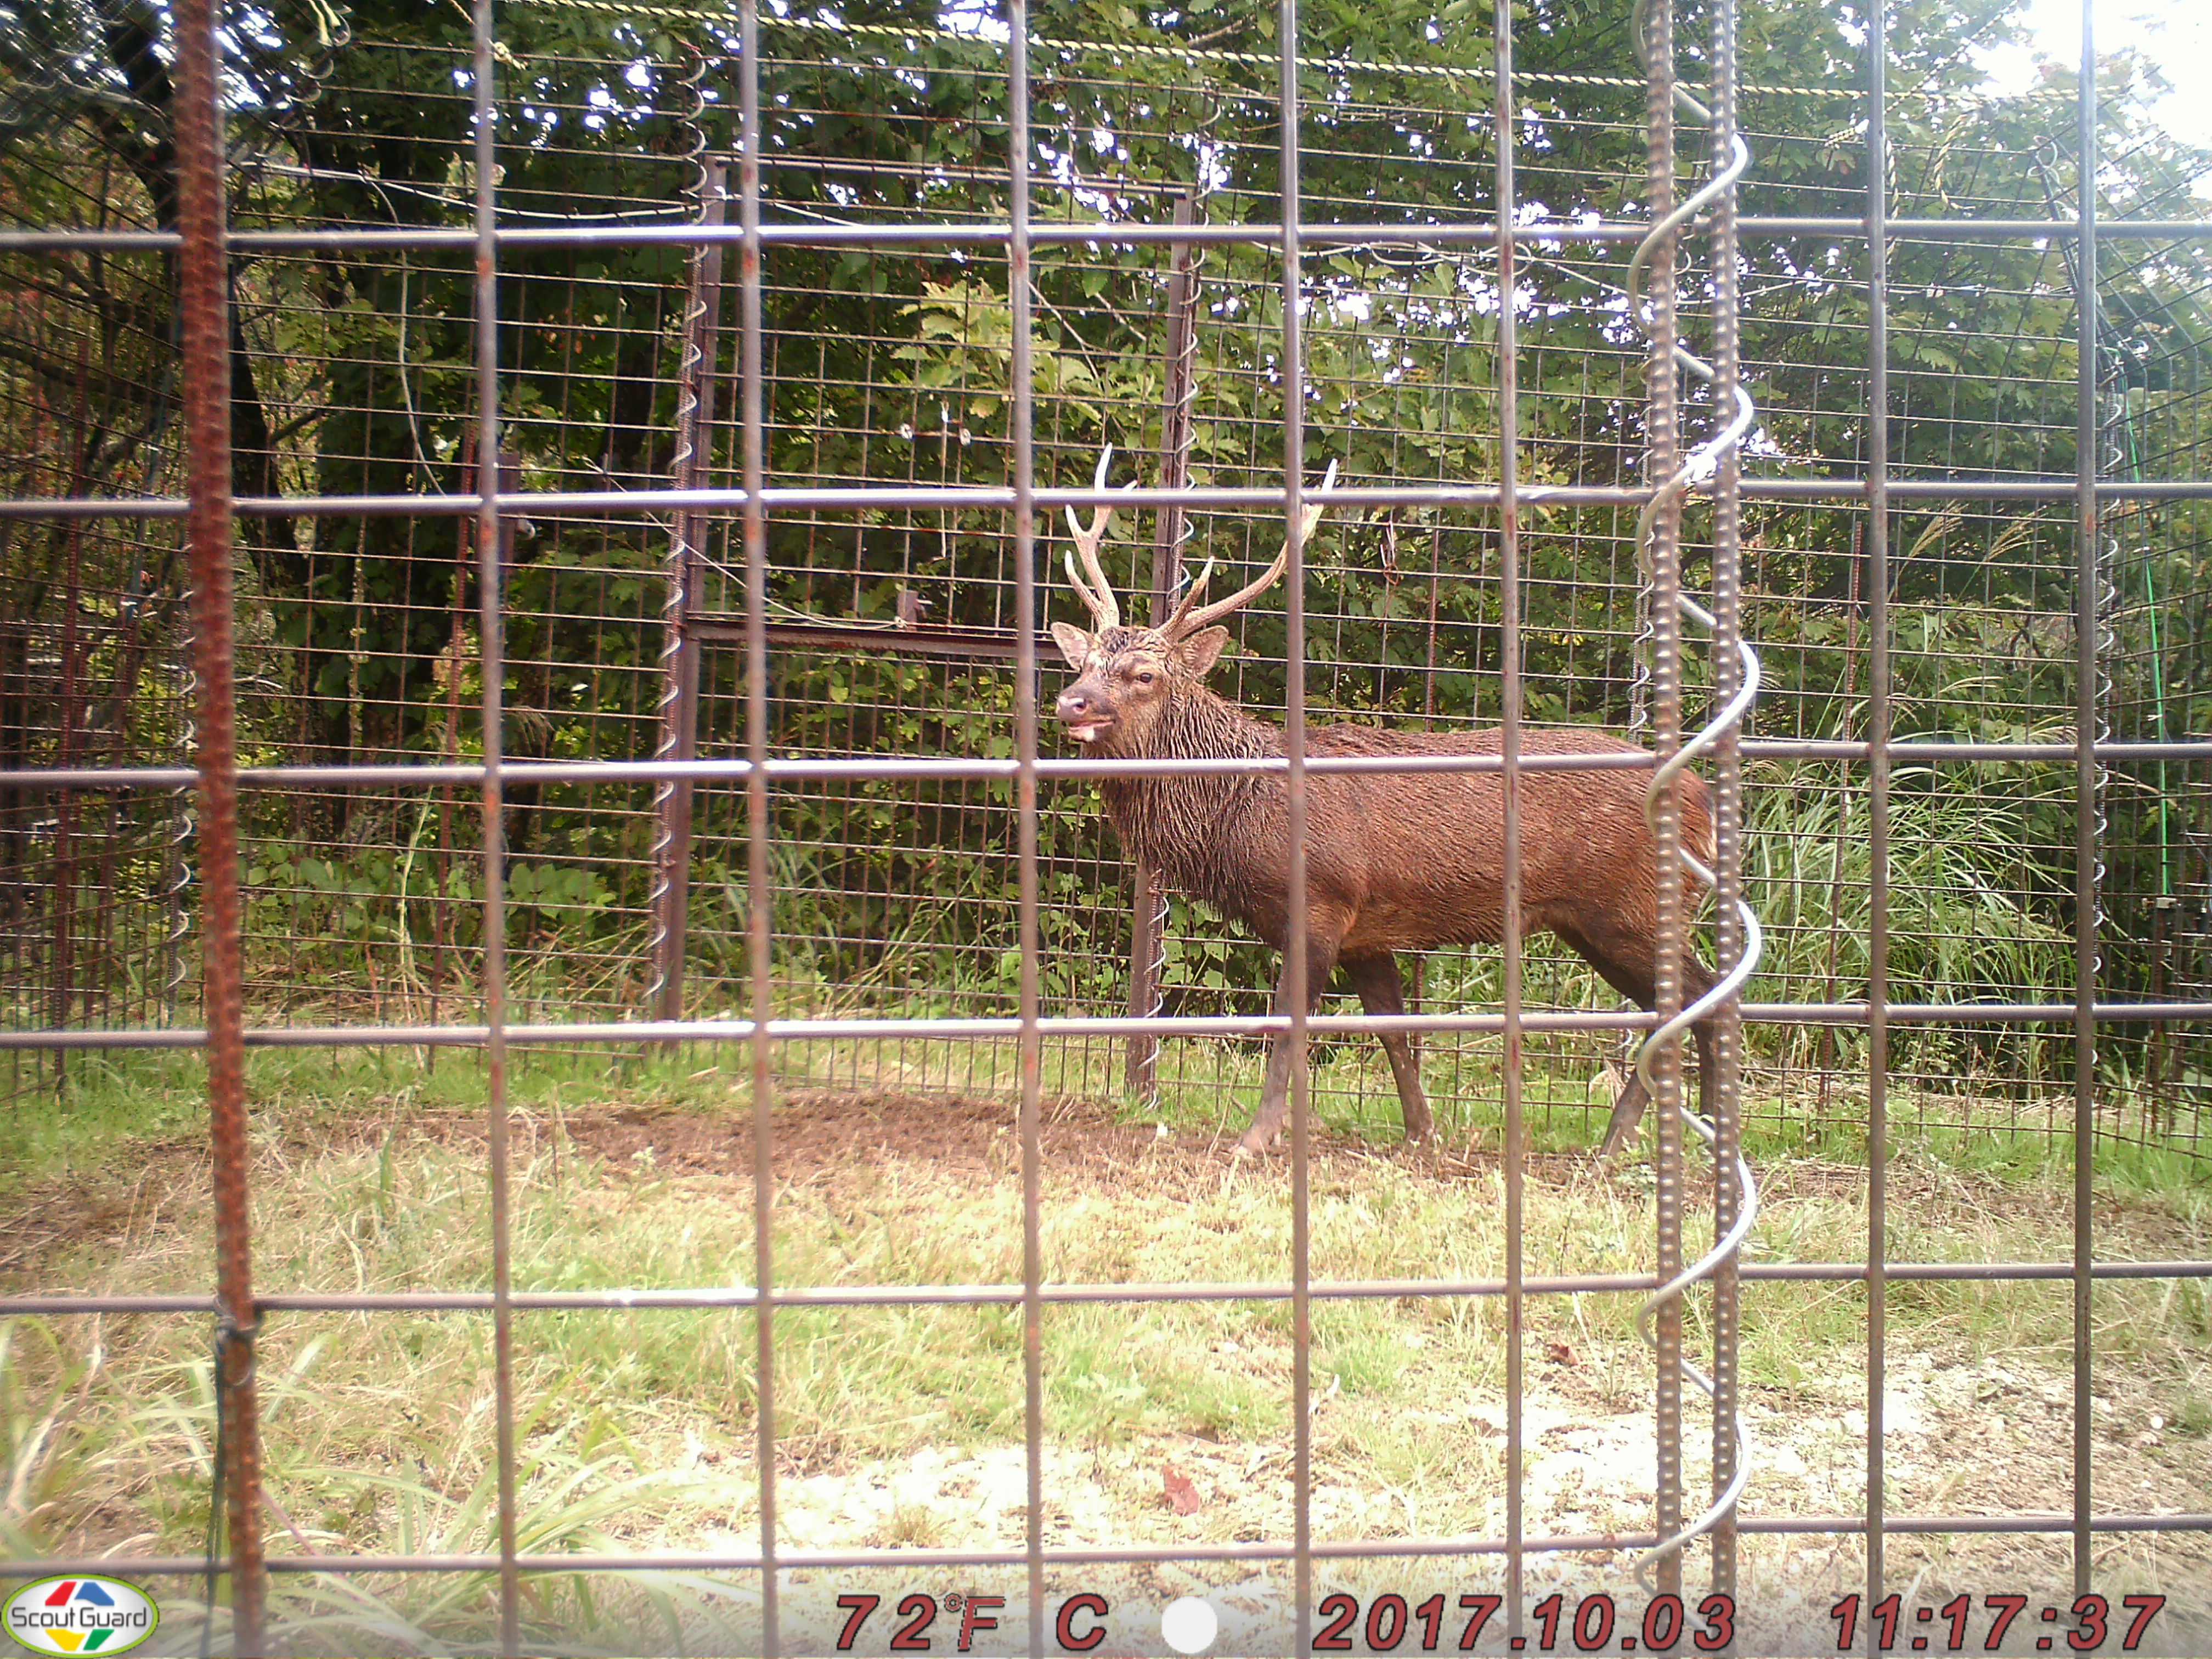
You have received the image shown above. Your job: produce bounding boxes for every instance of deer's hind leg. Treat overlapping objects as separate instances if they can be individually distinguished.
[1556,921,1719,1164]
[1341,952,1432,1144]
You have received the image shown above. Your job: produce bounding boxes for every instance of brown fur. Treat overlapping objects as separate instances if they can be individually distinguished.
[1053,619,1717,1156]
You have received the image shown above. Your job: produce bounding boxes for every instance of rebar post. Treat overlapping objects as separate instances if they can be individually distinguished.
[1707,0,1745,1608]
[1640,0,1688,1596]
[172,0,265,1641]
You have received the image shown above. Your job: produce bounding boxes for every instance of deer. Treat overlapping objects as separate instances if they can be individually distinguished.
[1049,453,1719,1160]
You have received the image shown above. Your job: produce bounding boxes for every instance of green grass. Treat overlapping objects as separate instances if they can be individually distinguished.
[7,1044,2211,1653]
[14,1011,2208,1219]
[0,1044,737,1204]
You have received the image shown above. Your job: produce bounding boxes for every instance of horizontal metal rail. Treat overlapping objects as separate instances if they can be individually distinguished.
[4,215,2210,257]
[5,1259,2210,1320]
[5,1001,2211,1052]
[6,738,2208,794]
[15,0,2193,1627]
[705,618,1049,661]
[8,1508,2210,1581]
[16,474,2212,522]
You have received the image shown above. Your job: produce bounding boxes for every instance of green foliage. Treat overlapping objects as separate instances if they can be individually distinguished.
[1745,763,2077,1079]
[8,0,2212,1130]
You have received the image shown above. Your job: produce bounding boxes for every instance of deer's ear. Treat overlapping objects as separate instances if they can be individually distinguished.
[1050,622,1094,668]
[1176,625,1232,677]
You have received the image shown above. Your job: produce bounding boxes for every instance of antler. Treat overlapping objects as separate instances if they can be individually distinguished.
[1161,459,1338,640]
[1062,447,1131,631]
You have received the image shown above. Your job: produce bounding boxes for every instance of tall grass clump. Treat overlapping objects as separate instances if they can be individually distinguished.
[1745,760,2075,1082]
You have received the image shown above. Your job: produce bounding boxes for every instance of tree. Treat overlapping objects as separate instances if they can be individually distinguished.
[5,0,2208,1051]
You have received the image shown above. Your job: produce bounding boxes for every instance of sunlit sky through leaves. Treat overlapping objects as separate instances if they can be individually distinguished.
[1982,0,2212,151]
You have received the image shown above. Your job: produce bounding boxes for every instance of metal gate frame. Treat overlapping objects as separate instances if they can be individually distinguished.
[7,0,2212,1651]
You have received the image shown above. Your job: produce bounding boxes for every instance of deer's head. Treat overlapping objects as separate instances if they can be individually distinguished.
[1051,449,1334,754]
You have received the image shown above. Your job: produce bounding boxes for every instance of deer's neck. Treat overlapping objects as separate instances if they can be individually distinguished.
[1099,689,1281,908]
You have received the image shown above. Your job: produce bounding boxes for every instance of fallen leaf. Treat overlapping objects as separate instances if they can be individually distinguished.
[1163,1464,1203,1515]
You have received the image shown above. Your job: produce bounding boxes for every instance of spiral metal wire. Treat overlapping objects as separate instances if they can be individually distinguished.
[165,624,199,1008]
[2093,401,2117,992]
[2034,148,2116,985]
[1624,0,1766,1590]
[2089,323,2118,1007]
[645,45,719,1014]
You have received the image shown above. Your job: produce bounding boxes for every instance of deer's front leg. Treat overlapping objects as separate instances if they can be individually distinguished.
[1238,937,1340,1154]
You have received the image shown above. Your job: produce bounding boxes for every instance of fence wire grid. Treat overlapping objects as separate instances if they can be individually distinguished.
[4,0,2212,1650]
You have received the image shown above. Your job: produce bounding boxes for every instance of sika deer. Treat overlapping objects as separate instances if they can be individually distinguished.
[1051,456,1717,1158]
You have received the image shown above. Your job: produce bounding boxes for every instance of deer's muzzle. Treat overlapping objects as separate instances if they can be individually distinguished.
[1055,686,1115,744]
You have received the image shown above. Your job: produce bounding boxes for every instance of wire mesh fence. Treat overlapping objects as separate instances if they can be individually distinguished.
[5,0,2212,1649]
[11,10,2209,1138]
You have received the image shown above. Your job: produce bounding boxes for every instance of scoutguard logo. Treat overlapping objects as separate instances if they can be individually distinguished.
[4,1577,159,1656]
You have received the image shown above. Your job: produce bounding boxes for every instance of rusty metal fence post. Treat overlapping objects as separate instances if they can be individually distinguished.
[10,0,2212,1650]
[172,0,265,1644]
[1706,0,1747,1603]
[1639,0,1690,1598]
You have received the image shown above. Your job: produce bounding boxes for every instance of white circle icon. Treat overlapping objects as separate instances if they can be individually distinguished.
[1159,1596,1219,1654]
